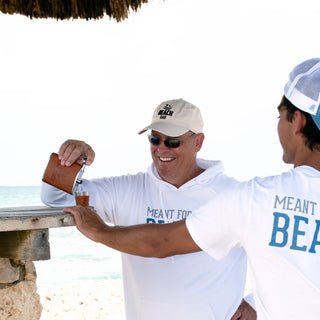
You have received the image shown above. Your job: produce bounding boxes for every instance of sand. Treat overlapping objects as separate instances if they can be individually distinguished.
[37,279,125,320]
[37,277,253,319]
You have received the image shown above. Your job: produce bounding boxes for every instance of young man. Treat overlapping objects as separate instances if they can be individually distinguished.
[41,99,255,319]
[63,58,320,319]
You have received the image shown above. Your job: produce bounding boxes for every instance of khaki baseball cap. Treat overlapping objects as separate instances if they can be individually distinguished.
[138,98,203,136]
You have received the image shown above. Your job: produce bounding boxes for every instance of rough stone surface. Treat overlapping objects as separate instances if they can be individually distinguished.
[24,261,37,282]
[0,259,42,320]
[0,258,22,284]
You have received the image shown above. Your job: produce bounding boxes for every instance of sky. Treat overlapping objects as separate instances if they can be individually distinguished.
[1,0,320,185]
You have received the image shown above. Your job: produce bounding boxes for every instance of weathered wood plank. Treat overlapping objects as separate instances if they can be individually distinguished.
[0,206,75,232]
[0,229,50,261]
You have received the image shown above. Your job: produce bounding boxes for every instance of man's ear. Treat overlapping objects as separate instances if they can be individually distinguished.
[195,133,205,152]
[293,110,307,135]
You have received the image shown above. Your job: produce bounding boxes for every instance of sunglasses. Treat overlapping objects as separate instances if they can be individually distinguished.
[148,135,182,148]
[148,133,196,148]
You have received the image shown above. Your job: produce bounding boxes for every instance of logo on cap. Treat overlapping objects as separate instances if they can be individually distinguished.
[158,104,174,119]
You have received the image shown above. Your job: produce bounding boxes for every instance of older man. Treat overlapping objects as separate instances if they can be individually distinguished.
[42,99,255,320]
[64,59,320,320]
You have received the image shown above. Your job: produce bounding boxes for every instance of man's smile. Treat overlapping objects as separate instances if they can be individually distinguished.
[159,157,175,162]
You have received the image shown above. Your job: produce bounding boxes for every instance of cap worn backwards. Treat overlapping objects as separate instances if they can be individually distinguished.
[138,98,203,137]
[284,58,320,130]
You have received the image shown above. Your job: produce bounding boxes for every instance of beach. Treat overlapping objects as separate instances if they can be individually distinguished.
[38,279,125,320]
[37,277,253,320]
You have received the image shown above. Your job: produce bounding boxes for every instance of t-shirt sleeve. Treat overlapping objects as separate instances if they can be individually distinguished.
[40,177,118,223]
[41,181,76,207]
[186,181,252,260]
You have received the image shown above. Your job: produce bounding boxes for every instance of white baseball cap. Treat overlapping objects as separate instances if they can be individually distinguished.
[284,58,320,130]
[138,98,203,136]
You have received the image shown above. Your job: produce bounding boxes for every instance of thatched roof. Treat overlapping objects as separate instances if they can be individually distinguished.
[0,0,150,22]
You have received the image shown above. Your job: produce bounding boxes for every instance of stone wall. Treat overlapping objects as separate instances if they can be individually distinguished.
[0,258,42,320]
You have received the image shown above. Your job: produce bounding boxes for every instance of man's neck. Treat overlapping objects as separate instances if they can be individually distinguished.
[166,166,205,188]
[293,147,320,171]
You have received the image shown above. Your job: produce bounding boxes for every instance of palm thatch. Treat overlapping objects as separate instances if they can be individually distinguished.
[0,0,150,21]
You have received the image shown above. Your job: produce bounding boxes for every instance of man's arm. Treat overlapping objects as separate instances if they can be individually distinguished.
[41,182,75,207]
[65,207,257,319]
[63,206,201,258]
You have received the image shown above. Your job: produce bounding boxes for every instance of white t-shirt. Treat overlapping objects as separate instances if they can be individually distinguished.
[187,165,320,320]
[41,159,247,320]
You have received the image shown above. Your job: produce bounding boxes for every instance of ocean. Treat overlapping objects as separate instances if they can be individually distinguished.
[0,186,122,284]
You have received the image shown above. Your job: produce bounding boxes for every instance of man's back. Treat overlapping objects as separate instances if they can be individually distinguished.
[187,165,320,319]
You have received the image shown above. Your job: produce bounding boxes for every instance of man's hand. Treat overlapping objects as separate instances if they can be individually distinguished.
[63,206,107,243]
[58,139,95,167]
[230,299,257,320]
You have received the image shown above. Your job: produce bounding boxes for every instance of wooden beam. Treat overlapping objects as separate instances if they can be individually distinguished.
[0,229,50,261]
[0,206,75,232]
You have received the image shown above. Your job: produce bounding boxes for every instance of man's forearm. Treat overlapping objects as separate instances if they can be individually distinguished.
[64,206,200,258]
[99,223,177,258]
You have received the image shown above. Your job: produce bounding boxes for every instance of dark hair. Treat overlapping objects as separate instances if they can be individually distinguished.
[278,95,320,151]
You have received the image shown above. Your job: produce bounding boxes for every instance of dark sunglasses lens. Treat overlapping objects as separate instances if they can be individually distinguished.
[149,135,180,148]
[164,139,180,148]
[149,136,160,146]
